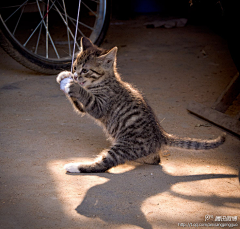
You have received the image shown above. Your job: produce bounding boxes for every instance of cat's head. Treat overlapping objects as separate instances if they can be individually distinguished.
[72,37,118,88]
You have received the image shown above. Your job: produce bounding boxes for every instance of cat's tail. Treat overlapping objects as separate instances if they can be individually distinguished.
[164,132,226,150]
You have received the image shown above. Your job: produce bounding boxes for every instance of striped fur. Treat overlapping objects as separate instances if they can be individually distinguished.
[58,37,226,173]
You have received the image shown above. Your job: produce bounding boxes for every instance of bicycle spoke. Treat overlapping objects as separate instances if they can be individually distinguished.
[71,0,82,73]
[36,0,60,59]
[52,0,84,50]
[46,0,50,58]
[82,1,97,17]
[50,0,81,51]
[59,12,86,38]
[23,21,42,47]
[23,0,55,47]
[12,5,25,35]
[78,20,94,31]
[66,14,94,31]
[5,0,28,23]
[52,0,97,46]
[62,0,71,56]
[35,20,43,54]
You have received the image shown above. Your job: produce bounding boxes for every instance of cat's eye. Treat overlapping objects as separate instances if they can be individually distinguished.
[82,69,88,74]
[73,66,76,71]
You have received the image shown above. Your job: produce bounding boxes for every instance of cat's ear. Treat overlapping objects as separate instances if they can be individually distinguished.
[81,37,94,51]
[97,47,118,68]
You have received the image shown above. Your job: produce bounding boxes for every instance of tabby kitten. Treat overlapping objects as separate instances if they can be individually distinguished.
[57,37,225,173]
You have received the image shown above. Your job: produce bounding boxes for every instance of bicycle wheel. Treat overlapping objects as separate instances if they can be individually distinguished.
[0,0,110,74]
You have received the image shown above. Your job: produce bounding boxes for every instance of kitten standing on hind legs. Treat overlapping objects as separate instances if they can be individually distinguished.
[57,37,226,173]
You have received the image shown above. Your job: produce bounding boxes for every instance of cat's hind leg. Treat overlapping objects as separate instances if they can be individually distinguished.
[135,152,160,165]
[64,143,140,173]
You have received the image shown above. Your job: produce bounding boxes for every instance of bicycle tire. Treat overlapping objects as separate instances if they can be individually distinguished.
[0,0,111,75]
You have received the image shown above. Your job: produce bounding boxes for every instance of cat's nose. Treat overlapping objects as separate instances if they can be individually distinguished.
[73,72,78,80]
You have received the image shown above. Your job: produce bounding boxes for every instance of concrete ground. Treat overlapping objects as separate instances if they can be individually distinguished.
[0,16,239,229]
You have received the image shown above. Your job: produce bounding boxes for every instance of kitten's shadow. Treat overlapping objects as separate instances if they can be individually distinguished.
[70,165,238,229]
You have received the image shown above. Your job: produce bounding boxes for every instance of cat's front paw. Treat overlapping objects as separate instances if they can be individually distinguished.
[64,163,81,173]
[65,82,81,98]
[56,71,73,84]
[60,78,73,93]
